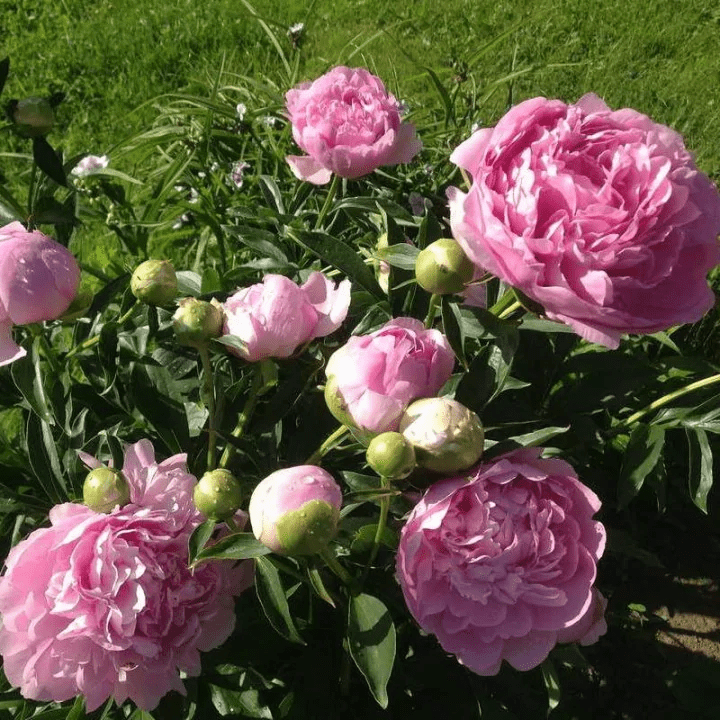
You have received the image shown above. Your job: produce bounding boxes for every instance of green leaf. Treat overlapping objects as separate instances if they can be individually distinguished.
[347,593,396,709]
[541,658,561,715]
[375,243,419,271]
[508,426,570,447]
[286,228,384,299]
[210,679,273,718]
[32,136,67,186]
[0,57,9,98]
[686,428,714,513]
[128,711,155,720]
[441,297,467,369]
[188,518,216,564]
[65,695,86,720]
[307,565,336,607]
[193,532,271,564]
[422,65,454,126]
[618,424,666,508]
[258,175,285,214]
[11,341,54,424]
[26,414,67,503]
[255,556,304,644]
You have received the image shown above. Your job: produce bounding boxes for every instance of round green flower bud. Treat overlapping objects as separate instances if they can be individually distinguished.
[366,432,416,479]
[12,97,55,138]
[193,469,243,520]
[131,259,177,307]
[415,238,475,295]
[173,297,224,348]
[399,397,484,473]
[83,467,131,513]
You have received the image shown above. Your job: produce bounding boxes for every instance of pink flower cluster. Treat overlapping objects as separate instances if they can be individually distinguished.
[396,448,607,675]
[0,222,80,365]
[222,272,351,362]
[448,94,720,347]
[285,66,422,184]
[324,317,455,435]
[0,441,252,711]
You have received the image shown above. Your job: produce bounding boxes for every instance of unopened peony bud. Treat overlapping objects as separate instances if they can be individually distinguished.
[131,260,177,306]
[399,397,484,473]
[11,97,55,138]
[249,466,342,556]
[367,432,416,479]
[415,238,474,295]
[83,467,130,513]
[173,297,223,347]
[193,469,243,520]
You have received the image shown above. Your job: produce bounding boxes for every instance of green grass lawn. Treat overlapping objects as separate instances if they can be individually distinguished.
[3,0,720,178]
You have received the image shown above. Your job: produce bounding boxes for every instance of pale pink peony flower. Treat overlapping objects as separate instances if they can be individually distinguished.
[0,440,252,711]
[285,66,422,185]
[0,222,80,366]
[222,272,351,362]
[448,95,720,348]
[396,448,607,676]
[324,317,455,435]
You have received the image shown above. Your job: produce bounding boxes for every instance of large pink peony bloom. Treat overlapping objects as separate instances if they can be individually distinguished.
[0,440,252,711]
[448,95,720,348]
[285,66,422,185]
[0,222,80,365]
[396,448,607,675]
[324,317,455,436]
[222,272,351,362]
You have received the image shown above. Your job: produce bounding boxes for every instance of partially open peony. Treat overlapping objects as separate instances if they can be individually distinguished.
[448,95,720,348]
[0,221,80,366]
[396,448,607,675]
[0,440,252,711]
[285,66,422,185]
[222,272,351,362]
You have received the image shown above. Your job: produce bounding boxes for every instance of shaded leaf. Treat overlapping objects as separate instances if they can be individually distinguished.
[255,556,304,644]
[32,136,67,186]
[442,296,467,369]
[188,518,216,564]
[347,593,396,709]
[687,428,714,513]
[618,424,665,508]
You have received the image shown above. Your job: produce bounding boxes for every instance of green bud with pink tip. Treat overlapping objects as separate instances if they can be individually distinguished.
[249,465,342,556]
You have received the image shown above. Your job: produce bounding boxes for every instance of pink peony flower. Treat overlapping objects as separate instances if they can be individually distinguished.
[0,440,252,711]
[0,222,80,365]
[222,272,351,362]
[285,66,422,185]
[71,154,109,177]
[324,317,455,436]
[396,448,607,676]
[448,95,720,348]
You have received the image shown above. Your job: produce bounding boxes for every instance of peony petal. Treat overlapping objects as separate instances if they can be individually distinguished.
[285,155,333,185]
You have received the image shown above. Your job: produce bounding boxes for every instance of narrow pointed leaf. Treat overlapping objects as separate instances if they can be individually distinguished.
[687,428,714,513]
[255,556,304,644]
[347,593,396,709]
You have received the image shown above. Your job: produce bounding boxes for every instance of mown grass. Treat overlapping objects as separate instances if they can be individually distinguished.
[3,0,720,177]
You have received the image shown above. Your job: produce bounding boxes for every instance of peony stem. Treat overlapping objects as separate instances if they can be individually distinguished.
[424,293,441,328]
[622,372,720,427]
[363,476,390,583]
[489,288,517,317]
[219,364,268,470]
[314,174,340,230]
[497,299,522,320]
[318,546,354,588]
[305,425,350,465]
[65,302,139,359]
[199,346,217,471]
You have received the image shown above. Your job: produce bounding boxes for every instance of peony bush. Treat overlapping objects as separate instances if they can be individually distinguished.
[0,44,718,720]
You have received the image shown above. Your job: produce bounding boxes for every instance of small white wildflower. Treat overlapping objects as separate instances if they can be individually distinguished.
[188,188,200,204]
[260,115,279,128]
[71,155,109,177]
[471,122,480,134]
[288,22,304,36]
[172,212,192,230]
[230,161,250,189]
[235,103,247,121]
